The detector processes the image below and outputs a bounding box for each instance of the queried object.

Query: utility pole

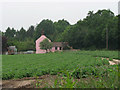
[106,26,108,49]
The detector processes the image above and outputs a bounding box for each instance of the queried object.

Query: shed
[7,46,17,55]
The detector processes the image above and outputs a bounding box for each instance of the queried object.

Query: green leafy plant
[40,38,52,53]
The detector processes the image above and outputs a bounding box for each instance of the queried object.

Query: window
[55,47,57,50]
[60,47,62,50]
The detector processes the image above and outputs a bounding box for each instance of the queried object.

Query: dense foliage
[2,9,118,51]
[40,39,53,52]
[61,10,118,50]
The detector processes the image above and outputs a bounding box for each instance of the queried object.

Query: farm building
[36,35,68,54]
[7,46,17,55]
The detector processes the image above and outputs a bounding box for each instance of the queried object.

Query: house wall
[36,35,56,53]
[57,47,60,50]
[51,47,62,52]
[36,35,50,54]
[51,47,55,52]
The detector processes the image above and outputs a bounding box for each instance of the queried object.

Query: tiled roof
[8,46,17,50]
[52,42,68,47]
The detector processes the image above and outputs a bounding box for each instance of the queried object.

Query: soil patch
[101,57,120,65]
[2,75,57,88]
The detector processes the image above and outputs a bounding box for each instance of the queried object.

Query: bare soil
[2,75,57,88]
[101,57,120,65]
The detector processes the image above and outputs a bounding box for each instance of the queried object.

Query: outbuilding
[7,46,17,55]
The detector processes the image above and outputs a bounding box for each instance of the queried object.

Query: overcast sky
[0,0,119,32]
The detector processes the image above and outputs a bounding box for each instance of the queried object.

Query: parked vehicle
[26,50,34,54]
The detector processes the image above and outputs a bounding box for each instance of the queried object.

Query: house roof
[8,46,17,50]
[53,42,68,47]
[36,35,68,47]
[36,35,51,43]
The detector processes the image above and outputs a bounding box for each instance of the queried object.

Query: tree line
[1,9,119,53]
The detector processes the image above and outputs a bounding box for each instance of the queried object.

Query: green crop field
[2,50,119,88]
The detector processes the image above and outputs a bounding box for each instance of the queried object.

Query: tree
[5,27,16,39]
[1,9,118,50]
[34,19,55,41]
[54,19,70,41]
[40,39,52,53]
[54,19,70,33]
[26,25,35,38]
[16,27,26,41]
[61,9,117,50]
[2,36,8,54]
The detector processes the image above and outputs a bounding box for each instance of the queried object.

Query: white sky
[0,0,119,32]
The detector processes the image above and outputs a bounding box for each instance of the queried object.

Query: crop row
[2,51,111,80]
[67,50,118,59]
